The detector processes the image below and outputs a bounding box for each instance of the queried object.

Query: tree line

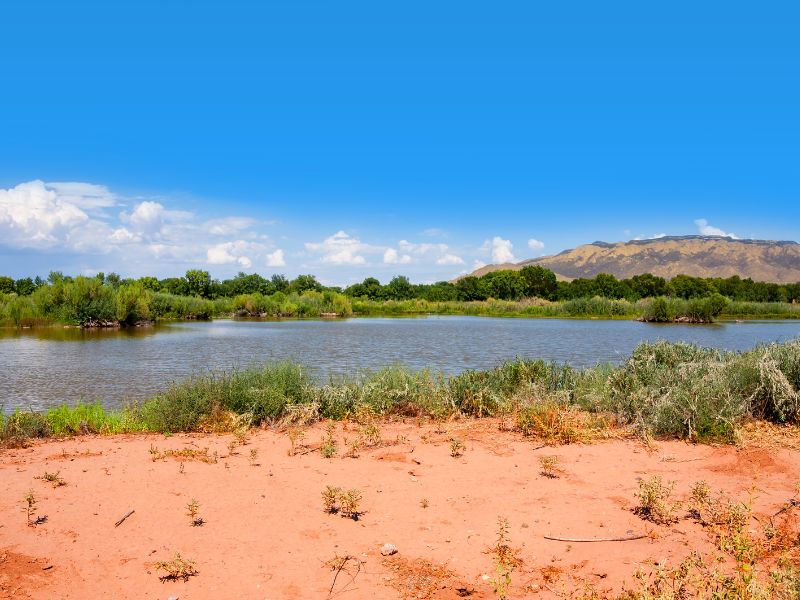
[1,266,799,304]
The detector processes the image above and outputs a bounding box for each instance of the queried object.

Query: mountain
[468,236,800,283]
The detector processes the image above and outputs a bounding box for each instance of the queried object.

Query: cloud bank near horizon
[0,179,759,284]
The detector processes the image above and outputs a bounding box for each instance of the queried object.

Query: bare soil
[1,419,798,599]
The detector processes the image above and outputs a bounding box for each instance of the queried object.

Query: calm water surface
[1,316,799,411]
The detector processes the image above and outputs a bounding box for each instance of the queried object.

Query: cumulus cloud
[694,219,738,239]
[125,201,165,235]
[436,253,464,265]
[206,240,259,268]
[527,238,545,251]
[304,231,374,265]
[0,180,283,275]
[265,249,286,267]
[383,248,412,264]
[483,236,516,263]
[0,180,92,248]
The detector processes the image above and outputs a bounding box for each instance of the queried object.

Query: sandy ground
[1,419,799,599]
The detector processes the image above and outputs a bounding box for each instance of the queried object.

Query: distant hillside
[469,236,800,283]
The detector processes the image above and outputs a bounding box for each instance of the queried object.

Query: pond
[1,316,799,411]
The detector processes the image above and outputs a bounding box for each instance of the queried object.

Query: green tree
[519,266,557,299]
[14,277,36,296]
[137,276,161,291]
[386,276,414,300]
[184,270,211,297]
[456,276,488,301]
[0,276,14,294]
[627,273,667,299]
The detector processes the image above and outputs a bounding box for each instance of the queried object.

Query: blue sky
[1,1,798,284]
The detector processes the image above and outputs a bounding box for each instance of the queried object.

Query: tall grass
[3,339,799,445]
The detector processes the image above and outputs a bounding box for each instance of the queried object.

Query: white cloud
[694,219,738,239]
[0,180,91,248]
[204,217,256,236]
[632,232,667,240]
[108,227,141,244]
[265,249,286,267]
[46,181,117,212]
[527,238,545,251]
[304,231,374,265]
[472,260,487,271]
[484,236,516,263]
[383,248,412,264]
[121,201,163,235]
[0,180,287,276]
[436,253,464,265]
[206,240,255,268]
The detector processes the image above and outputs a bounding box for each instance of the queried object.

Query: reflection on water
[1,316,799,411]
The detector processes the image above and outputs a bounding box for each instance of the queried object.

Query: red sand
[1,420,798,599]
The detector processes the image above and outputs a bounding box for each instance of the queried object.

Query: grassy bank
[354,295,800,321]
[0,277,354,326]
[3,338,799,447]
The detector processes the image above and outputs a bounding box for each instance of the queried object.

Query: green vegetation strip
[2,339,799,446]
[2,268,800,327]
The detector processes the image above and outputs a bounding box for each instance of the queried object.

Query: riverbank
[3,338,799,447]
[2,421,799,599]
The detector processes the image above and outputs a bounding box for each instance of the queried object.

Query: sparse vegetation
[186,499,204,526]
[320,422,338,458]
[37,470,66,488]
[538,455,561,478]
[633,476,680,525]
[249,448,259,465]
[22,490,37,526]
[153,552,198,582]
[321,486,363,520]
[322,485,342,514]
[489,517,521,599]
[449,437,465,457]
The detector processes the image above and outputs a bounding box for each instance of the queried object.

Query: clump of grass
[538,455,561,479]
[322,485,342,514]
[249,448,259,465]
[449,437,465,458]
[320,422,338,458]
[153,552,198,582]
[634,476,680,525]
[186,498,204,526]
[420,498,429,509]
[340,489,363,520]
[37,470,66,488]
[321,486,363,520]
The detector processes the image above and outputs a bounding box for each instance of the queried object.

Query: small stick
[114,509,135,528]
[544,533,646,542]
